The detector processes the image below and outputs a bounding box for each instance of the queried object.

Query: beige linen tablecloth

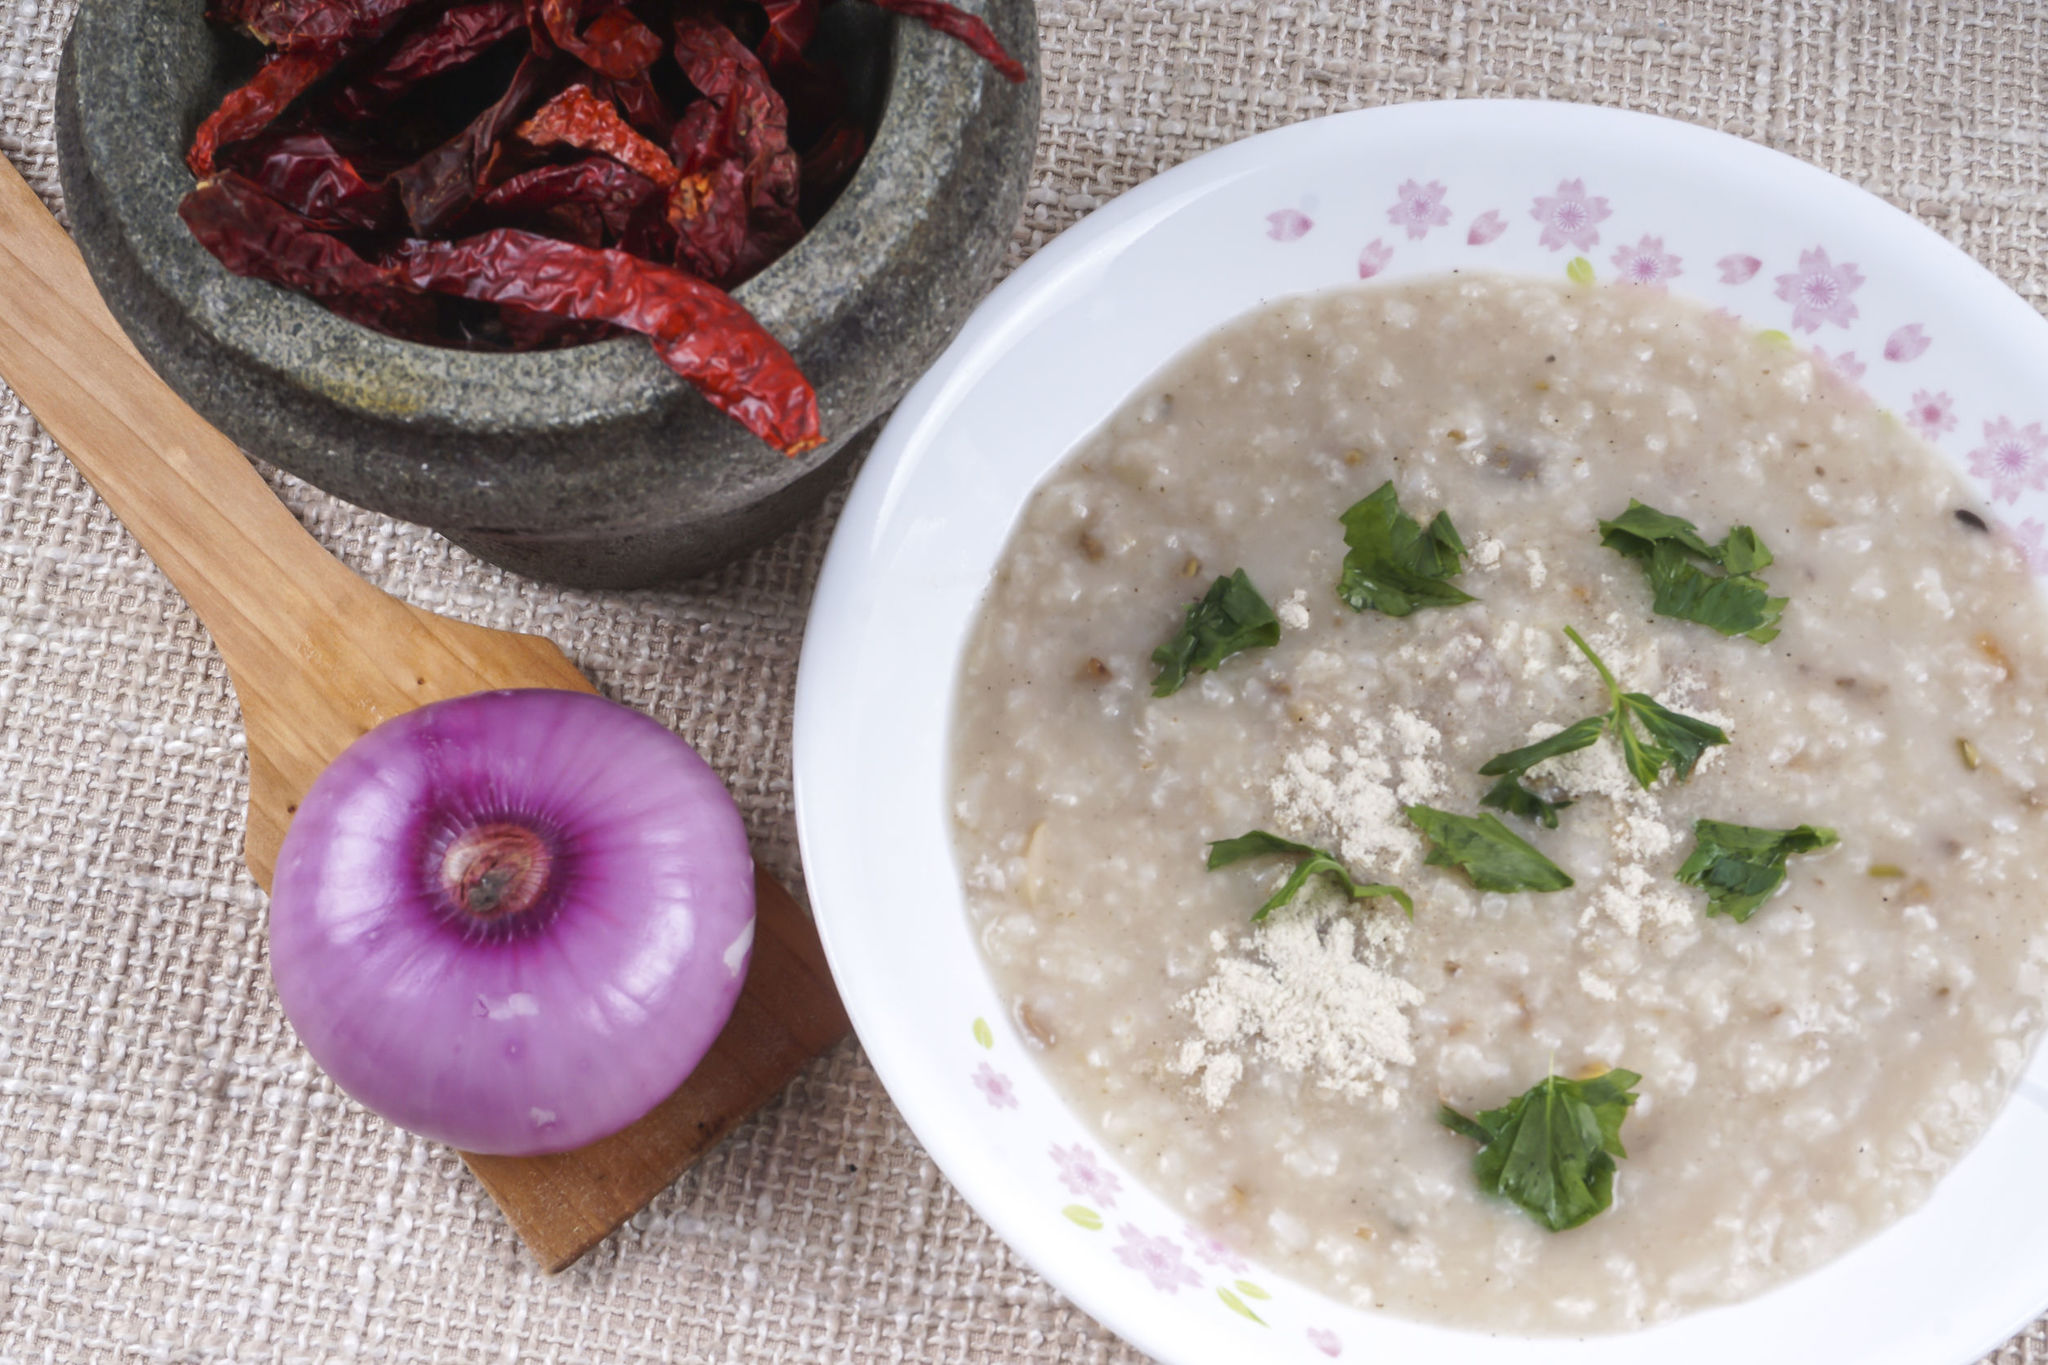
[3,2,2047,1359]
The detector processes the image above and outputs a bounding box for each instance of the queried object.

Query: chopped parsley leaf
[1599,500,1787,643]
[1440,1068,1642,1231]
[1565,627,1729,789]
[1477,715,1603,828]
[1206,830,1412,921]
[1403,806,1573,893]
[1151,568,1281,696]
[1676,819,1839,922]
[1335,481,1476,617]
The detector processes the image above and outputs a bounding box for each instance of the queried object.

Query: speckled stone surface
[54,0,1038,587]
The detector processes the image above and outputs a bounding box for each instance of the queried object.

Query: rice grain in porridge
[947,274,2048,1331]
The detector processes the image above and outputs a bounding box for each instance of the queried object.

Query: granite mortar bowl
[55,0,1039,588]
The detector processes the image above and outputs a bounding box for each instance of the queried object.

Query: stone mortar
[56,0,1039,588]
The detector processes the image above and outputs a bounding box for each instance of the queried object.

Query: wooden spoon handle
[0,157,372,673]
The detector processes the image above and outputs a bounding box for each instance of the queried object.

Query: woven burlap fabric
[3,2,2047,1360]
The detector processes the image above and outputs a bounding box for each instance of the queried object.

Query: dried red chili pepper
[594,74,679,144]
[477,157,661,242]
[671,17,803,280]
[671,17,791,171]
[755,0,818,69]
[864,0,1026,83]
[329,0,527,121]
[390,49,553,234]
[500,303,619,349]
[228,130,398,232]
[662,93,748,280]
[518,84,681,189]
[187,51,335,178]
[613,170,682,261]
[666,159,752,283]
[576,9,664,77]
[528,0,663,80]
[233,0,430,55]
[178,172,436,338]
[390,229,822,453]
[666,87,724,170]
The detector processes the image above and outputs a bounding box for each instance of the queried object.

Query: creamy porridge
[948,274,2048,1331]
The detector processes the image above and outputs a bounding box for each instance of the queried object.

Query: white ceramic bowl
[793,100,2048,1364]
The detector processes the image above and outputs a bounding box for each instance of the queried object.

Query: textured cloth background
[2,2,2047,1360]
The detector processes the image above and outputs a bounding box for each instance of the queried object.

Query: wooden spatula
[0,156,851,1272]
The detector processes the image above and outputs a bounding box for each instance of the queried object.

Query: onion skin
[268,689,755,1155]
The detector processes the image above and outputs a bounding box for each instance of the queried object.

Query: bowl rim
[795,97,2048,1364]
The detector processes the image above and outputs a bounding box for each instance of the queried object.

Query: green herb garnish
[1439,1068,1642,1232]
[1206,830,1413,921]
[1403,806,1573,893]
[1475,630,1728,818]
[1479,776,1575,829]
[1676,819,1839,922]
[1598,500,1787,643]
[1570,626,1728,789]
[1598,501,1726,561]
[1150,569,1281,696]
[1476,715,1604,828]
[1335,481,1475,617]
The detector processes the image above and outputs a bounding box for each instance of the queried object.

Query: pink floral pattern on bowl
[1115,1225,1205,1294]
[971,1061,1018,1109]
[1717,253,1762,284]
[1245,189,2010,531]
[1968,418,2048,504]
[1267,209,1314,242]
[1886,323,1932,361]
[1612,234,1681,287]
[1909,390,1957,439]
[1530,178,1611,251]
[1813,348,1865,381]
[1774,246,1865,331]
[1052,1142,1124,1207]
[1185,1226,1250,1273]
[1387,179,1451,239]
[969,1018,1325,1344]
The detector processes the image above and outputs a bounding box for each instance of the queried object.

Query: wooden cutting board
[0,154,851,1272]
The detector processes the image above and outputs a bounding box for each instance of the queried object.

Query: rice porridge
[947,274,2048,1331]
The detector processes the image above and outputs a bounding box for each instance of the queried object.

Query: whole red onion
[268,689,754,1155]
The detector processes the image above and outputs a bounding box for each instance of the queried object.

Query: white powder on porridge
[1268,708,1443,873]
[1173,883,1422,1109]
[1277,588,1312,631]
[1172,708,1444,1108]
